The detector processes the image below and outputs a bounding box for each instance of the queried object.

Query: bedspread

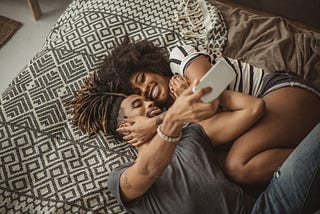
[0,0,227,213]
[1,0,320,213]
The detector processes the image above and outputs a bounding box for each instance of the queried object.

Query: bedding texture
[0,0,227,213]
[212,0,320,89]
[1,0,320,213]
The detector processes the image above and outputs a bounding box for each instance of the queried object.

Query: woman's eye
[140,73,145,83]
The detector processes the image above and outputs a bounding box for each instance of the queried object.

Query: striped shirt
[169,45,267,97]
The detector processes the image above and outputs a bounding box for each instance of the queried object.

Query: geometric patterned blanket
[0,0,227,212]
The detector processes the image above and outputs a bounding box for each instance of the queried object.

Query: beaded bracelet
[157,125,181,143]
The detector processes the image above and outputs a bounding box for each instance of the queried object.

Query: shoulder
[169,45,212,76]
[108,162,134,194]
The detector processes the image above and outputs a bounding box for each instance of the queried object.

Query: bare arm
[118,86,219,202]
[185,55,212,82]
[119,118,182,201]
[184,54,266,143]
[200,90,266,144]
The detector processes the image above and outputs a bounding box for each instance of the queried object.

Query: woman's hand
[169,75,190,99]
[116,116,158,147]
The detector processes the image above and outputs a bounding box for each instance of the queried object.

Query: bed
[1,0,319,213]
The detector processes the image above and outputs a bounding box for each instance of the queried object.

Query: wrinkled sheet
[209,0,320,89]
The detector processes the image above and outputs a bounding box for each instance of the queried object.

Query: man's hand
[166,83,220,124]
[117,116,158,147]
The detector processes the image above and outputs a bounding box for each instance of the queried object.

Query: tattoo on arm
[120,170,132,190]
[156,116,163,126]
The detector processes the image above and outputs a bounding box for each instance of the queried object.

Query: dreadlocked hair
[97,37,173,87]
[66,71,128,137]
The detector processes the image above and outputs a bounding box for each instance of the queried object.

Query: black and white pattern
[0,0,227,213]
[169,45,267,97]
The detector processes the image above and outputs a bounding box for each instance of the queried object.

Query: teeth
[152,86,157,98]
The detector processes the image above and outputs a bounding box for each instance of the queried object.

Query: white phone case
[192,58,236,103]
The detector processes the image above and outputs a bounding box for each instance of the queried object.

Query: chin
[156,100,168,109]
[156,94,168,106]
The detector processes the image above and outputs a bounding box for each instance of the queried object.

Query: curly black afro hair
[97,37,173,91]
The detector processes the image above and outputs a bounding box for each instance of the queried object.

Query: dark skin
[120,56,320,187]
[117,85,265,202]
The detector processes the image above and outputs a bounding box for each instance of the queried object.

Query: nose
[144,100,154,109]
[141,84,150,98]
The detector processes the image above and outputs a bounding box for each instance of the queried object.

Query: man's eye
[133,103,142,108]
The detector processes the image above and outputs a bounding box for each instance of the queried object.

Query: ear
[117,122,131,136]
[119,123,127,129]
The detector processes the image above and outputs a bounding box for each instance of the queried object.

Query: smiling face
[120,94,163,120]
[129,71,171,109]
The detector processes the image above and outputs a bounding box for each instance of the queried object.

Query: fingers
[116,126,133,133]
[169,91,176,100]
[131,141,145,147]
[116,119,135,133]
[124,135,145,147]
[192,86,212,100]
[170,76,189,88]
[122,134,133,141]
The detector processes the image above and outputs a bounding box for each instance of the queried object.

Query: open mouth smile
[149,84,159,101]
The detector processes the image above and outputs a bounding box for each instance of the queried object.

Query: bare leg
[224,87,320,185]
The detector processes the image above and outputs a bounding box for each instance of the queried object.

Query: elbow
[252,99,266,120]
[138,159,171,178]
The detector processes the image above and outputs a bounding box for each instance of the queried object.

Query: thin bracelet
[157,125,181,143]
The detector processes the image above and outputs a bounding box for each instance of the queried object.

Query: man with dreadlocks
[66,74,320,213]
[65,61,133,137]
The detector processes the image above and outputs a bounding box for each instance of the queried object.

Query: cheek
[128,109,145,117]
[159,79,169,95]
[160,85,169,98]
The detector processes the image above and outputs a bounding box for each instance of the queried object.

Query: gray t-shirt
[108,123,254,214]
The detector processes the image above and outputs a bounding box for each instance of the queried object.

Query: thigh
[251,123,320,214]
[228,86,320,161]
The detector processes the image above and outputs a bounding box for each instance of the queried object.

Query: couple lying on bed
[67,39,320,213]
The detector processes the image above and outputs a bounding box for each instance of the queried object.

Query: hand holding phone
[192,58,236,103]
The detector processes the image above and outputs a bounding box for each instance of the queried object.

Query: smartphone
[192,58,236,103]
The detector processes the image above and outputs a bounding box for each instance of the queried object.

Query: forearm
[220,90,266,116]
[136,112,183,177]
[120,115,184,201]
[201,90,266,144]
